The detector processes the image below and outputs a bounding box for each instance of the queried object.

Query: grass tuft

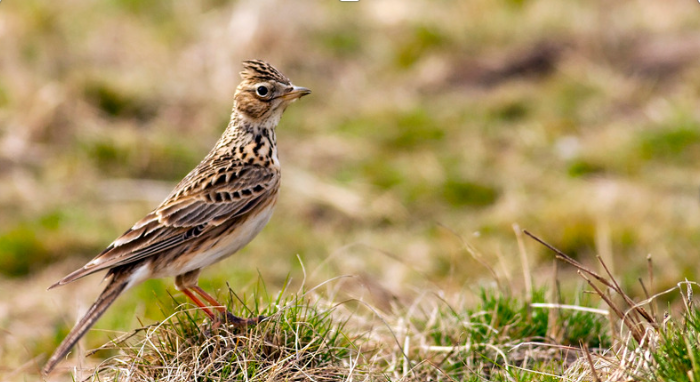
[52,234,700,382]
[90,282,370,381]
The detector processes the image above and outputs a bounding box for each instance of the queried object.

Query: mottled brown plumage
[44,60,310,375]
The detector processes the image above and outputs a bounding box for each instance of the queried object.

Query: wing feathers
[49,164,278,289]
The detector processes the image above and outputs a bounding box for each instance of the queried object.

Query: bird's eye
[256,85,269,97]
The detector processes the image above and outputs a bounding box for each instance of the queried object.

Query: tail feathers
[43,274,128,375]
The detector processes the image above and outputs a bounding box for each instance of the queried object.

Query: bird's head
[233,60,311,121]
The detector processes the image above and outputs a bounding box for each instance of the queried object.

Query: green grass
[63,274,617,381]
[92,281,366,381]
[638,124,700,163]
[3,0,700,380]
[68,275,700,382]
[651,308,700,381]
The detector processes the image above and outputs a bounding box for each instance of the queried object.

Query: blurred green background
[2,0,700,378]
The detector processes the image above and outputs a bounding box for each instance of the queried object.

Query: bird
[43,60,311,375]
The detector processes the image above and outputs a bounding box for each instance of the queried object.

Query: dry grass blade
[581,341,602,382]
[513,223,532,303]
[523,230,658,343]
[596,255,655,325]
[577,270,645,343]
[84,324,161,357]
[523,231,612,287]
[647,254,657,319]
[547,259,561,342]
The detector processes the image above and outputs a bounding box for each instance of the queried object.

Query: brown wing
[49,164,279,289]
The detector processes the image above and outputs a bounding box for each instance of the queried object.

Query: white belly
[157,202,276,278]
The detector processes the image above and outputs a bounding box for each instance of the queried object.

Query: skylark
[43,60,311,374]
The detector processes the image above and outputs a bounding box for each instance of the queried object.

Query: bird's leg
[176,270,218,320]
[181,288,216,320]
[191,285,227,312]
[191,285,264,326]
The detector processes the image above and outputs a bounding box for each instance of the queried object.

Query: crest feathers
[240,60,290,84]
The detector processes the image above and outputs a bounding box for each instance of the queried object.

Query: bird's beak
[281,85,311,101]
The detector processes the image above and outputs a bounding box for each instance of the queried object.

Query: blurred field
[2,0,700,379]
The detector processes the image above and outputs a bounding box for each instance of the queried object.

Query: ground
[1,0,700,380]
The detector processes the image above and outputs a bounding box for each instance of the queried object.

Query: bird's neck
[213,112,279,165]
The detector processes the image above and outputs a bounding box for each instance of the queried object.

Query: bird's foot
[221,311,266,327]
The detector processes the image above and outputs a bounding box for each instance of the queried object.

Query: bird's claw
[220,311,266,327]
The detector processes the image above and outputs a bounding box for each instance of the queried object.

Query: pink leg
[191,286,263,326]
[192,286,227,313]
[181,288,216,319]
